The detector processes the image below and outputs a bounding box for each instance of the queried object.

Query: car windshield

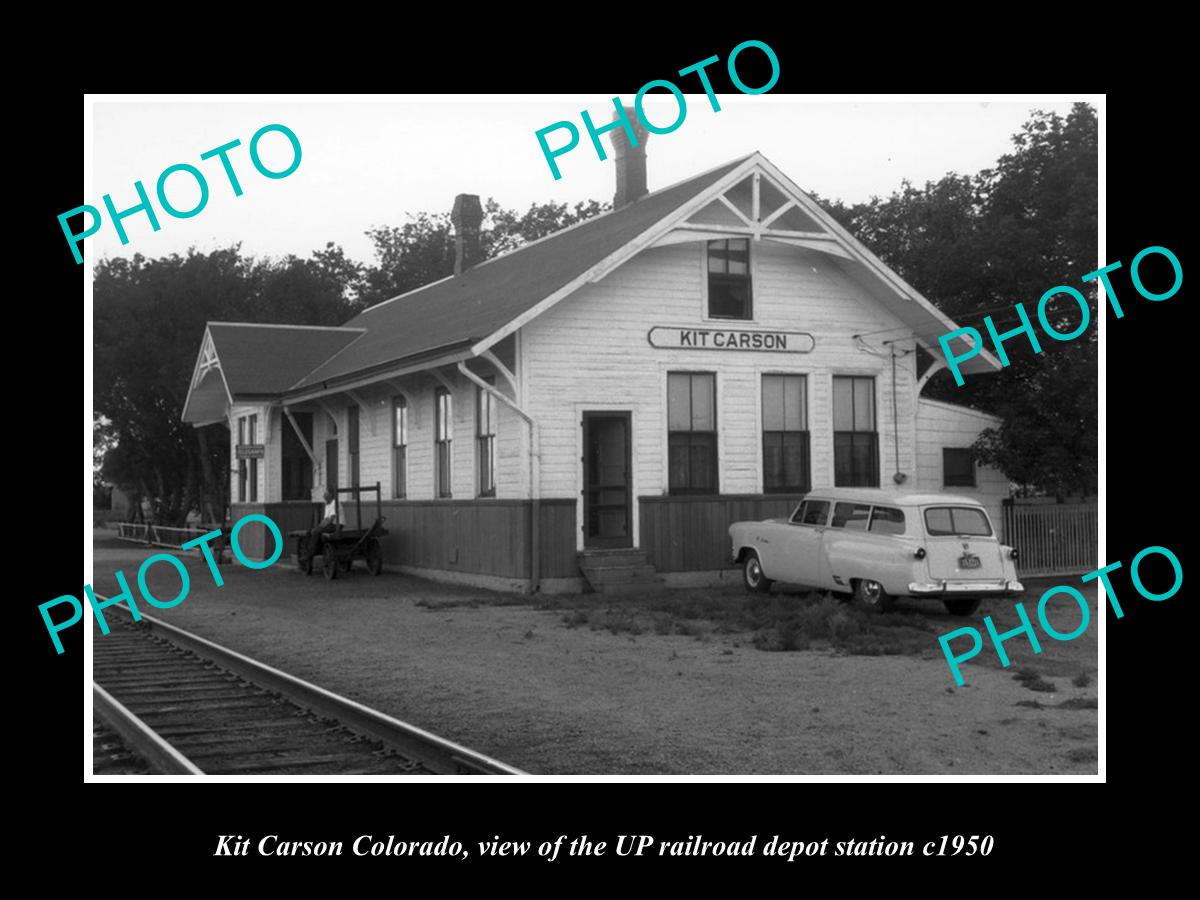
[924,506,992,536]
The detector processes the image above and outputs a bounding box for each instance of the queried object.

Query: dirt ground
[89,530,1098,775]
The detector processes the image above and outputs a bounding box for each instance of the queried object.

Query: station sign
[647,326,815,352]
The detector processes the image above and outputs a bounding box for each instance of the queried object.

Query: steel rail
[95,598,526,776]
[93,681,205,775]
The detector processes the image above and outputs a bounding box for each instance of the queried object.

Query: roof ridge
[467,153,760,273]
[351,153,761,319]
[209,321,366,332]
[353,273,456,318]
[286,153,762,394]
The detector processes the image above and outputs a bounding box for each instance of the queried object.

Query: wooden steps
[578,549,662,595]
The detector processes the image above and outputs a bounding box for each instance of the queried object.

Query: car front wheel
[743,552,773,594]
[854,578,895,613]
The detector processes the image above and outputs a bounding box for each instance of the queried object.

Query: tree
[358,198,610,307]
[93,244,362,524]
[484,198,610,256]
[815,103,1098,498]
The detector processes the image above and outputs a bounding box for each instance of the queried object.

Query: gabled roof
[209,323,364,395]
[288,155,754,392]
[183,150,1001,421]
[181,323,363,424]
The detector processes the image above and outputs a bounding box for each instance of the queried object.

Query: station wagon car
[728,488,1023,615]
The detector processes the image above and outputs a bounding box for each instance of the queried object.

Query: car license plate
[959,553,981,569]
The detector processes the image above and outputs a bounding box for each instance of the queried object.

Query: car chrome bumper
[908,580,1024,596]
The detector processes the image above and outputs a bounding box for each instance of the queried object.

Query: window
[707,239,752,319]
[943,448,976,487]
[762,374,809,493]
[831,502,871,530]
[668,372,717,494]
[435,387,452,498]
[236,416,247,502]
[833,376,879,487]
[347,405,360,488]
[476,380,497,497]
[247,414,258,502]
[392,396,407,499]
[869,506,906,535]
[789,498,830,526]
[924,506,992,537]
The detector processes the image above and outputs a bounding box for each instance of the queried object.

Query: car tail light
[914,548,926,559]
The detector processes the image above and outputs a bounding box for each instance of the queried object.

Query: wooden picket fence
[1001,501,1097,577]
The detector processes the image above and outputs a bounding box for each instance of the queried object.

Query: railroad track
[91,600,525,776]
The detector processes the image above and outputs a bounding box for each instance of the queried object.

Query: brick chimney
[451,193,483,275]
[607,107,650,208]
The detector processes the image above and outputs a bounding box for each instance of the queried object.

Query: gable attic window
[707,238,752,320]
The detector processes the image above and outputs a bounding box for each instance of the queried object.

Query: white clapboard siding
[521,240,923,529]
[296,363,527,503]
[915,398,1008,529]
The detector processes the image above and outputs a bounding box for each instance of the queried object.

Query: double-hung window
[707,239,752,319]
[476,380,497,498]
[392,397,407,499]
[435,387,453,498]
[247,414,258,502]
[762,374,810,493]
[833,376,879,487]
[668,372,717,494]
[237,416,247,502]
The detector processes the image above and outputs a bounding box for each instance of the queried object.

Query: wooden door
[583,413,632,549]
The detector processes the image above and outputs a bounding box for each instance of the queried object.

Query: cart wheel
[296,537,312,575]
[323,547,338,581]
[366,538,383,575]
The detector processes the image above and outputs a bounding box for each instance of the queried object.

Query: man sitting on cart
[302,488,339,565]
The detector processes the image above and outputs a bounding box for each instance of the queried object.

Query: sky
[88,97,1082,268]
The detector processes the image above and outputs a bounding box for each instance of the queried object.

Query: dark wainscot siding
[231,502,321,560]
[639,494,805,573]
[373,498,577,580]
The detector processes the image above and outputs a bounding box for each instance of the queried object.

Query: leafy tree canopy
[815,102,1098,497]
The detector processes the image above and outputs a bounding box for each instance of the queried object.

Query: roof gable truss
[181,326,235,425]
[411,151,993,378]
[653,167,850,259]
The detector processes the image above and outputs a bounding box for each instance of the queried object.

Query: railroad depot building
[182,140,1007,592]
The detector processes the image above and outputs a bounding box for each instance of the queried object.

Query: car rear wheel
[743,552,773,594]
[854,578,894,613]
[944,597,982,616]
